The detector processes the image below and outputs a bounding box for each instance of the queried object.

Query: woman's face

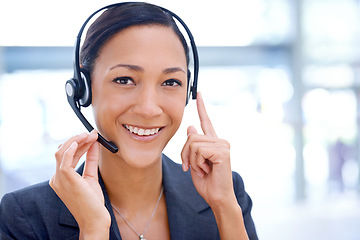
[91,25,188,167]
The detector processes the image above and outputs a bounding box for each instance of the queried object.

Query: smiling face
[91,25,188,167]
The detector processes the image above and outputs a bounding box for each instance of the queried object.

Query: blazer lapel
[58,204,78,228]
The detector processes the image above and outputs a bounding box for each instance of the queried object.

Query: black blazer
[0,154,258,239]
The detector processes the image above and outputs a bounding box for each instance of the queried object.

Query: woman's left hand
[182,93,249,239]
[181,92,236,207]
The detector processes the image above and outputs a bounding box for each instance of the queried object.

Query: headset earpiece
[65,78,79,99]
[65,68,91,107]
[78,68,92,107]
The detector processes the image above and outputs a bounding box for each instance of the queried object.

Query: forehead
[96,25,187,68]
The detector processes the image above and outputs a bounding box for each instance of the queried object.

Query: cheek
[91,87,128,127]
[163,94,186,126]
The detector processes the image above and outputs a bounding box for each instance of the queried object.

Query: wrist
[79,223,110,240]
[80,230,109,240]
[211,197,242,220]
[208,192,240,213]
[210,198,249,240]
[79,214,111,240]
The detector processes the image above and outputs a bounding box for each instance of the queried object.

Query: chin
[118,146,164,169]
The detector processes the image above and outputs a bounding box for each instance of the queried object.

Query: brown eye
[113,77,135,85]
[162,79,182,87]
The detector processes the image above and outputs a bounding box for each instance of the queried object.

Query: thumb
[187,125,198,136]
[82,141,100,179]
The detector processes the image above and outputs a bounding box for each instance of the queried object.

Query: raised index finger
[196,92,217,137]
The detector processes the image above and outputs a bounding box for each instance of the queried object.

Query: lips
[123,124,162,136]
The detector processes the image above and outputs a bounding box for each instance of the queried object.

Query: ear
[78,68,92,107]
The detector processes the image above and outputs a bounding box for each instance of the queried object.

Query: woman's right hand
[49,130,111,239]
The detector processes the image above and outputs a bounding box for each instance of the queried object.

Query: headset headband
[74,2,199,100]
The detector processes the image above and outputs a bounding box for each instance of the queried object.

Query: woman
[0,2,258,239]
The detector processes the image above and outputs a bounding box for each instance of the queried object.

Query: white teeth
[138,128,145,136]
[124,125,160,136]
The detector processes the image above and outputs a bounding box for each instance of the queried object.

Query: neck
[99,148,163,213]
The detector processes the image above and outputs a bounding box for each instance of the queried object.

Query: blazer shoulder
[0,181,65,239]
[1,180,59,208]
[231,171,258,240]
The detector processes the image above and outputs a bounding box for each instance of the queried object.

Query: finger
[190,166,206,179]
[60,141,78,169]
[187,125,198,136]
[59,133,88,152]
[55,131,98,169]
[190,158,206,179]
[182,126,198,172]
[55,133,88,168]
[71,130,98,167]
[187,138,230,175]
[191,143,211,175]
[182,126,223,172]
[187,140,210,179]
[52,142,80,193]
[196,92,217,137]
[83,141,100,180]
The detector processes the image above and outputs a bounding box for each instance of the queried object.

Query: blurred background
[0,0,360,239]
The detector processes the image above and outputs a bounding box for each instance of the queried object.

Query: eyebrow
[110,64,186,74]
[110,64,144,72]
[163,67,186,74]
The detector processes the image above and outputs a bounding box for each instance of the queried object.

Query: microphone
[65,80,119,153]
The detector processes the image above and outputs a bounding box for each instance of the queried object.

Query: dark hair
[80,2,190,74]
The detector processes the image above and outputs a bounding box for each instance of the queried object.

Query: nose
[132,86,163,119]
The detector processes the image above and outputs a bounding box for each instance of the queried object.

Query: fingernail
[91,130,98,138]
[182,163,188,172]
[182,163,186,171]
[70,141,77,148]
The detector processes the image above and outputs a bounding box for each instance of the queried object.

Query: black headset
[65,2,199,153]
